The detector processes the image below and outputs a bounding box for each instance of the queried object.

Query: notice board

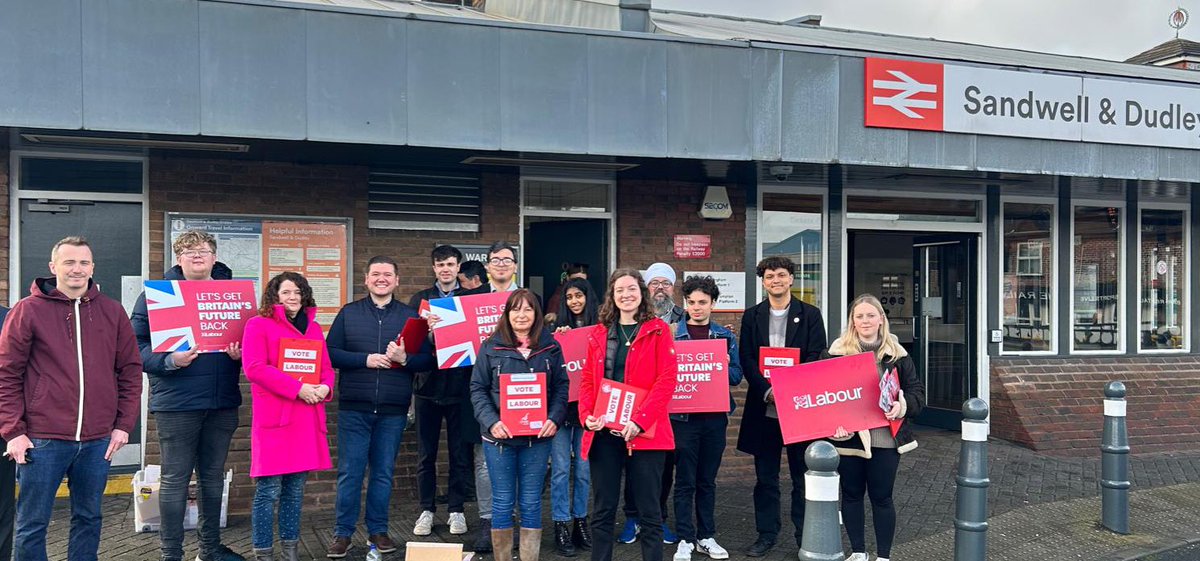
[167,213,352,331]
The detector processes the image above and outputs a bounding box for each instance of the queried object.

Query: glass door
[912,234,978,429]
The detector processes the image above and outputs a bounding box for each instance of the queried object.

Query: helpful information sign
[669,339,730,414]
[421,291,510,369]
[865,57,1200,150]
[769,353,888,445]
[145,280,257,353]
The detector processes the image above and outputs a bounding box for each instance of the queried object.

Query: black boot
[554,522,576,557]
[474,518,494,553]
[572,517,592,551]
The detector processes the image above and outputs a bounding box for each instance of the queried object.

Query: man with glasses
[645,262,685,327]
[484,242,519,293]
[131,230,245,561]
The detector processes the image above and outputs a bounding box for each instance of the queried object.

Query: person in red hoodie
[0,236,143,561]
[578,268,677,561]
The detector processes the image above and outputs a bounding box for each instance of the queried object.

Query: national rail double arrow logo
[864,58,945,131]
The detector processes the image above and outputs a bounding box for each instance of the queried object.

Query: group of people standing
[0,231,925,561]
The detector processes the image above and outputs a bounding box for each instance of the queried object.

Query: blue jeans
[155,408,238,561]
[334,409,407,537]
[549,425,590,522]
[14,437,111,561]
[482,440,551,530]
[252,473,307,549]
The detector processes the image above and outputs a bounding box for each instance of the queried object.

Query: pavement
[42,426,1200,560]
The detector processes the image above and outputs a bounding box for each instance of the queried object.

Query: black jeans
[0,439,13,561]
[156,408,239,561]
[621,452,673,522]
[839,448,900,558]
[671,414,727,542]
[752,439,811,547]
[415,397,471,513]
[590,432,665,561]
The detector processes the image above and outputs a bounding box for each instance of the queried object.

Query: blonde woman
[825,294,925,561]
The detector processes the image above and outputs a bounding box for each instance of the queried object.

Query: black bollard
[954,398,989,561]
[797,441,844,561]
[1100,381,1130,534]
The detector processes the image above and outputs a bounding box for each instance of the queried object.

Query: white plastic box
[132,465,231,533]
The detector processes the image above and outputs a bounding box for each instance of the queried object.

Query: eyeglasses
[488,257,516,266]
[180,250,214,258]
[647,280,672,288]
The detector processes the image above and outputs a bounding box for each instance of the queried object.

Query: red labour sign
[554,325,598,402]
[769,352,888,445]
[669,339,730,414]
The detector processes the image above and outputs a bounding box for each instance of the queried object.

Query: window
[20,157,143,194]
[1002,202,1053,352]
[760,193,823,309]
[1072,206,1122,352]
[368,169,481,232]
[1139,209,1186,351]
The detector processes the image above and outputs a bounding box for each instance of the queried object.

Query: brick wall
[614,178,754,477]
[145,155,520,514]
[990,355,1200,455]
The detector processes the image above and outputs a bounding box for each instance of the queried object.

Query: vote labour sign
[668,339,730,414]
[144,280,257,353]
[277,338,323,385]
[594,380,655,438]
[759,347,801,383]
[500,372,547,437]
[421,291,510,369]
[554,326,598,402]
[769,352,888,445]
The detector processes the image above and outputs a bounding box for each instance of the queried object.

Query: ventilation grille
[368,169,481,232]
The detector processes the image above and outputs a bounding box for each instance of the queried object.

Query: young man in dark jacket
[130,230,245,561]
[408,246,485,542]
[325,256,434,558]
[0,237,143,561]
[736,256,828,558]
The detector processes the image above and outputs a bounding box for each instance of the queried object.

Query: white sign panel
[683,271,746,313]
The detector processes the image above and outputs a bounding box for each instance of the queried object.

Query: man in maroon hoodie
[0,236,143,561]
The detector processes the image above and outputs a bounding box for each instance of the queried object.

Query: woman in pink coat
[242,272,335,561]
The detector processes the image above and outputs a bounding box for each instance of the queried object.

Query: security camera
[769,164,793,181]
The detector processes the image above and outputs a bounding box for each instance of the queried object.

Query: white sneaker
[414,510,435,536]
[846,553,869,561]
[673,541,694,561]
[449,512,468,535]
[695,538,729,560]
[876,557,890,561]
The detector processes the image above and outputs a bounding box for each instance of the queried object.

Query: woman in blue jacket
[471,289,570,561]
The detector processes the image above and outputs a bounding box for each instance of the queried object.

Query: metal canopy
[0,0,1197,182]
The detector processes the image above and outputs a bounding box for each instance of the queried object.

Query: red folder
[393,318,430,368]
[759,347,801,384]
[592,379,655,438]
[500,373,548,437]
[278,338,322,384]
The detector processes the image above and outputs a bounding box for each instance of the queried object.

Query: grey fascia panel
[906,130,976,170]
[0,0,83,129]
[1037,140,1102,177]
[499,28,589,154]
[305,11,407,145]
[83,0,200,134]
[1157,148,1200,183]
[975,136,1046,174]
[665,42,753,159]
[199,2,307,139]
[587,35,668,157]
[750,48,783,160]
[835,57,907,166]
[407,20,501,150]
[781,51,839,163]
[1099,144,1160,180]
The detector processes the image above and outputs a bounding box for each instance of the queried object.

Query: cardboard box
[132,466,231,533]
[405,542,472,561]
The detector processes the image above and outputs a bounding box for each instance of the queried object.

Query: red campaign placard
[770,353,888,445]
[145,280,257,353]
[759,347,801,384]
[593,379,655,438]
[500,373,547,437]
[673,235,712,259]
[278,338,323,385]
[421,291,511,369]
[554,326,598,402]
[669,339,730,414]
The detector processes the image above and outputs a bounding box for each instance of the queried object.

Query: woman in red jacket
[579,268,677,561]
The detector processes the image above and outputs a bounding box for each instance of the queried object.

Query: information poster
[168,215,350,332]
[682,271,746,312]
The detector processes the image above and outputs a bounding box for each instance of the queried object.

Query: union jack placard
[422,291,510,369]
[145,280,258,353]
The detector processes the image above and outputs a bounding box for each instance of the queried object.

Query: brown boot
[519,528,542,561]
[491,528,514,559]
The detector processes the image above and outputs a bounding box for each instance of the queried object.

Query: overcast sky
[651,0,1195,62]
